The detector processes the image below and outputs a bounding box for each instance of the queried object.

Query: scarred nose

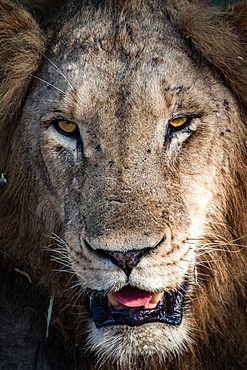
[104,249,144,268]
[99,249,149,277]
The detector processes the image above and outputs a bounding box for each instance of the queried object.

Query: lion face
[16,4,243,365]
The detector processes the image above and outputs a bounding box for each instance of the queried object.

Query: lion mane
[0,0,247,369]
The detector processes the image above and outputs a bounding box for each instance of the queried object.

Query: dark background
[211,0,239,5]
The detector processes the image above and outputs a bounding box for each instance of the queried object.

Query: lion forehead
[43,9,204,102]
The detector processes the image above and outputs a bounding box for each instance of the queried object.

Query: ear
[167,0,247,111]
[0,0,45,125]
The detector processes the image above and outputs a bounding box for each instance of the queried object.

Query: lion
[0,0,247,369]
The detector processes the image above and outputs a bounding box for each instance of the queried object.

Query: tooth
[108,293,120,307]
[150,292,162,304]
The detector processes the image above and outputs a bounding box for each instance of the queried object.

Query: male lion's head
[1,0,247,369]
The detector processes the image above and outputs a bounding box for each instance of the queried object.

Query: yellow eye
[169,117,188,128]
[56,120,78,135]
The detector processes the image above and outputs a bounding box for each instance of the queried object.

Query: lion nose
[102,249,147,276]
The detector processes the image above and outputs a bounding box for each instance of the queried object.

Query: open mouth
[89,284,186,328]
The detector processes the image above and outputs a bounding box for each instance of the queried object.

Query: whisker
[51,258,70,268]
[195,261,218,272]
[174,263,199,294]
[31,75,66,95]
[197,248,244,257]
[42,53,74,90]
[52,268,75,275]
[203,233,246,243]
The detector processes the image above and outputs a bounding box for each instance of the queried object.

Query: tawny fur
[0,1,247,369]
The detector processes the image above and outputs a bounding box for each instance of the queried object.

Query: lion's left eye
[54,120,79,137]
[168,116,190,131]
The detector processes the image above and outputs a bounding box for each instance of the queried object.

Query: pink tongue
[113,286,153,307]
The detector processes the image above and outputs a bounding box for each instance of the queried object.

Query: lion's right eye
[168,116,190,131]
[53,120,79,137]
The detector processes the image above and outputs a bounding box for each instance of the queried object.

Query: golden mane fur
[0,0,247,369]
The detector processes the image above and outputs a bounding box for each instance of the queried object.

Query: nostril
[100,249,148,276]
[84,234,167,276]
[107,250,143,268]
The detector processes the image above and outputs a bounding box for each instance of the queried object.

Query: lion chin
[0,0,247,369]
[87,321,191,367]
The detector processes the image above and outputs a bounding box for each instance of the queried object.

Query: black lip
[89,286,185,328]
